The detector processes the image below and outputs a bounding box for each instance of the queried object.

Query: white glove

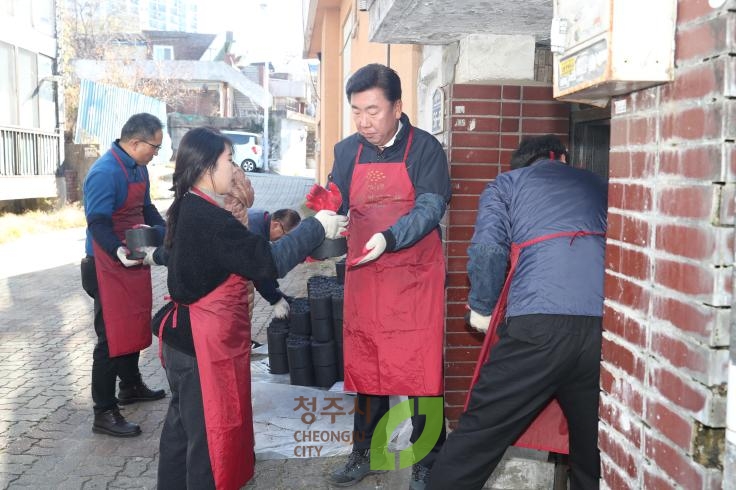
[140,246,159,266]
[468,309,492,333]
[314,210,348,239]
[273,298,290,319]
[355,233,387,265]
[116,246,142,267]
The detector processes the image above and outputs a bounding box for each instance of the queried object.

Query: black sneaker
[409,463,431,490]
[117,380,166,405]
[327,448,383,487]
[92,408,141,437]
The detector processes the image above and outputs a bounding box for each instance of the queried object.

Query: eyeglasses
[140,140,162,152]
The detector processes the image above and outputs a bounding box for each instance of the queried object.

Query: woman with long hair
[154,127,346,490]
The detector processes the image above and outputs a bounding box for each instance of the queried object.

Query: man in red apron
[81,113,167,437]
[428,135,608,490]
[325,64,451,490]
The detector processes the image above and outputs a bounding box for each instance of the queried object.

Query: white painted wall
[455,34,536,84]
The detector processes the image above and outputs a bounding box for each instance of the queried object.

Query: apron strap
[158,296,179,367]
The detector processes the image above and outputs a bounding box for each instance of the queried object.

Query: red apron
[91,149,152,357]
[159,187,254,490]
[343,129,446,396]
[465,230,605,454]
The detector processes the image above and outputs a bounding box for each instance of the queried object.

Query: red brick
[619,215,650,247]
[446,271,470,287]
[610,117,627,147]
[659,145,722,180]
[601,338,646,381]
[521,85,554,100]
[655,223,719,261]
[444,390,471,407]
[500,134,520,150]
[652,295,719,341]
[452,132,500,148]
[450,148,500,164]
[452,84,502,99]
[501,102,521,117]
[653,258,715,296]
[603,305,647,347]
[628,116,657,145]
[446,302,468,318]
[446,287,468,303]
[675,16,731,63]
[661,59,723,102]
[661,104,724,141]
[718,183,735,225]
[444,376,474,392]
[452,116,500,132]
[445,346,480,362]
[452,101,502,117]
[608,183,653,212]
[599,394,643,448]
[644,433,704,489]
[645,397,694,451]
[598,429,639,479]
[447,226,474,241]
[604,274,651,312]
[648,365,707,413]
[449,209,478,227]
[447,256,468,273]
[446,242,470,257]
[501,85,521,99]
[609,151,656,179]
[521,102,569,118]
[650,330,726,384]
[520,117,568,134]
[445,332,483,349]
[601,459,636,490]
[677,0,716,23]
[642,469,676,490]
[445,407,464,425]
[450,163,501,180]
[656,185,714,220]
[600,365,644,416]
[500,118,519,132]
[444,361,476,377]
[605,243,650,281]
[451,179,489,195]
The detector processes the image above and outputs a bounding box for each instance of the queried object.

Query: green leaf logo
[369,397,443,470]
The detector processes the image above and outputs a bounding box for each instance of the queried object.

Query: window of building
[0,42,17,126]
[153,45,174,60]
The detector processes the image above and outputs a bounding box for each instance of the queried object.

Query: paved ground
[0,173,555,489]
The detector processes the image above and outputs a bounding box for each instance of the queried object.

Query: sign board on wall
[431,88,444,134]
[552,0,677,104]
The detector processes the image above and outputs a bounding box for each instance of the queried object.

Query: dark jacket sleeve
[384,192,446,251]
[253,278,284,304]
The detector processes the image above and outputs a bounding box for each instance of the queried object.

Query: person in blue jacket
[428,135,608,490]
[247,208,301,319]
[80,113,168,438]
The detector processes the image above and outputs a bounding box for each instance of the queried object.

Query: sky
[196,0,307,69]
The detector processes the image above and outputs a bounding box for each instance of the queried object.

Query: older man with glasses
[80,113,168,438]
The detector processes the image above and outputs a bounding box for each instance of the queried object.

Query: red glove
[306,182,343,212]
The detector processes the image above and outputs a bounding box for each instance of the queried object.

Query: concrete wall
[599,2,734,488]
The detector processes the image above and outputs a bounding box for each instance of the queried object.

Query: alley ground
[0,172,553,489]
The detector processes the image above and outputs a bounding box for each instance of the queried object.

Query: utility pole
[260,1,270,172]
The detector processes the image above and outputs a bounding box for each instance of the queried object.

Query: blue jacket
[329,113,451,251]
[468,159,607,318]
[246,208,287,305]
[83,142,165,257]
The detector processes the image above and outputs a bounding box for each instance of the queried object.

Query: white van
[222,130,263,172]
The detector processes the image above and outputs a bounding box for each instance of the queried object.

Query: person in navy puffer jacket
[429,134,608,490]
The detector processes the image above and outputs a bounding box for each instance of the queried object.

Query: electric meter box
[552,0,677,104]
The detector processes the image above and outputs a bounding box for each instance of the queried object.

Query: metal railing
[0,126,61,177]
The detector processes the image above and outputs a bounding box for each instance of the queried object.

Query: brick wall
[444,84,570,424]
[600,3,734,488]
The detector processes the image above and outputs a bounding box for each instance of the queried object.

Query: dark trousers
[428,315,602,490]
[80,257,141,414]
[353,393,447,468]
[158,342,215,490]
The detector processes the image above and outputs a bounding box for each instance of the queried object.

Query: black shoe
[92,408,141,437]
[327,448,384,487]
[117,380,166,405]
[410,463,431,490]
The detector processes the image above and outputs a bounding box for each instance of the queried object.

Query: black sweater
[155,192,324,356]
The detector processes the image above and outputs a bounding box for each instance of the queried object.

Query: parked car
[222,130,263,172]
